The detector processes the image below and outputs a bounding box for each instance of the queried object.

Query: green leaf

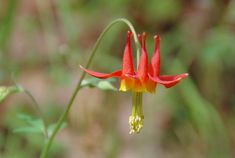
[81,78,100,88]
[13,113,45,134]
[0,85,23,102]
[14,113,67,137]
[97,81,117,91]
[13,127,43,134]
[47,122,67,137]
[81,78,117,91]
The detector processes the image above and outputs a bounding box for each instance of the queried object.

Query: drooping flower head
[80,31,188,134]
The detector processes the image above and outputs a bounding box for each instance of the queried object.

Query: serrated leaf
[81,78,117,91]
[0,85,23,102]
[47,122,67,137]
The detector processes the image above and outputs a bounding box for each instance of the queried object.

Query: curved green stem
[11,75,49,139]
[40,18,139,158]
[23,89,49,139]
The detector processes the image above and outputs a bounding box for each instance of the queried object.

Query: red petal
[80,65,122,79]
[122,31,135,75]
[149,35,160,77]
[149,73,188,88]
[137,33,148,81]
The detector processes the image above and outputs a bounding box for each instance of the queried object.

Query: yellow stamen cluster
[129,114,144,134]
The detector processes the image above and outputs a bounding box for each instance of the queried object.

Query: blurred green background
[1,0,235,158]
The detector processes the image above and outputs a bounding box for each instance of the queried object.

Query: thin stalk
[40,18,140,158]
[132,92,137,115]
[23,89,49,139]
[137,92,143,116]
[131,92,143,116]
[11,74,49,139]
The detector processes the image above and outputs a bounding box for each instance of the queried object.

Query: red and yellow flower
[80,31,188,134]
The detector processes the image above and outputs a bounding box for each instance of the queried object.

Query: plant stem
[40,18,139,158]
[11,74,49,139]
[23,89,49,139]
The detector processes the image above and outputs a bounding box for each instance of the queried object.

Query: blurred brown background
[1,0,235,158]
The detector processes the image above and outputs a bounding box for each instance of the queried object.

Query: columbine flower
[80,31,188,134]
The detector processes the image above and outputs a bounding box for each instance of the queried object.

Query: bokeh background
[1,0,235,158]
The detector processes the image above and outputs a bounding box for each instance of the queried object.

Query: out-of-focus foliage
[0,0,235,158]
[0,85,23,102]
[81,78,117,91]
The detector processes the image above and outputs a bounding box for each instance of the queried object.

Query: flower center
[129,92,144,134]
